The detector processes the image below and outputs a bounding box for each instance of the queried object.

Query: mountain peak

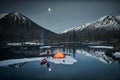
[10,11,22,16]
[0,12,58,43]
[0,12,22,19]
[9,11,24,18]
[106,14,113,17]
[99,14,115,21]
[0,11,26,21]
[94,14,120,28]
[63,14,120,34]
[2,11,27,24]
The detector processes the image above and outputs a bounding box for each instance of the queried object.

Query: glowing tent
[52,52,65,59]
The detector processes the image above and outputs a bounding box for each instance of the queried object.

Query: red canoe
[40,58,47,65]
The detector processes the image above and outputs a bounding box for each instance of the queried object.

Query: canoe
[40,58,47,65]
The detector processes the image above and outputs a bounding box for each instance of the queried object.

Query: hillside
[62,14,120,42]
[0,12,59,44]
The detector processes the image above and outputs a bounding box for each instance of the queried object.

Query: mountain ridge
[0,12,59,43]
[62,14,120,42]
[63,14,120,33]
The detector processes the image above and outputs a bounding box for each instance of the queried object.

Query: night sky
[0,0,120,33]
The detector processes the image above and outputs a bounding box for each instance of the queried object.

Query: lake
[0,44,120,80]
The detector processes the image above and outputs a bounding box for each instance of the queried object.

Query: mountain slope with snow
[63,14,120,42]
[116,15,120,21]
[0,13,8,19]
[63,23,90,33]
[83,14,120,31]
[64,14,120,33]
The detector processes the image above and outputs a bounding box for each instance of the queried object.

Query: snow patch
[0,13,8,19]
[48,56,77,64]
[0,56,77,67]
[90,46,113,49]
[116,15,120,21]
[62,22,90,33]
[0,57,44,67]
[113,52,120,58]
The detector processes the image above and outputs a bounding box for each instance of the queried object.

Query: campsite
[0,0,120,80]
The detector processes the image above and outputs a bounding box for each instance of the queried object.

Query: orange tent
[53,51,65,59]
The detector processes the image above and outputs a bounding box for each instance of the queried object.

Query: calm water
[0,45,120,80]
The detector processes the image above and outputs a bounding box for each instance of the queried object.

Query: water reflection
[0,55,77,72]
[0,44,120,80]
[0,44,120,68]
[46,62,51,71]
[82,47,120,64]
[8,62,27,69]
[59,45,120,64]
[0,57,44,67]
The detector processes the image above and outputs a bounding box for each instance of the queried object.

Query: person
[46,49,50,58]
[46,49,50,55]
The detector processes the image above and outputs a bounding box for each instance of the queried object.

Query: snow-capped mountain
[63,14,120,42]
[84,14,120,31]
[0,12,25,21]
[0,12,58,43]
[0,12,36,26]
[63,23,90,33]
[64,14,120,33]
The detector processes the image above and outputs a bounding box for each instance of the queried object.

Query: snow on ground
[89,46,113,49]
[0,56,77,67]
[39,46,51,49]
[0,57,45,67]
[48,56,77,65]
[113,52,120,58]
[7,42,42,46]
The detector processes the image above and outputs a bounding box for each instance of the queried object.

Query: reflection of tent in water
[52,51,65,59]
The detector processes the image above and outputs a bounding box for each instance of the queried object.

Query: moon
[48,8,51,12]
